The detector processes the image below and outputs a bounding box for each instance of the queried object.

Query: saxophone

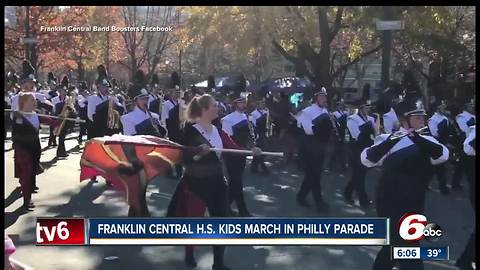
[107,96,120,129]
[53,93,75,136]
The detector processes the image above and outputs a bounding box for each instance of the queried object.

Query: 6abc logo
[398,213,443,242]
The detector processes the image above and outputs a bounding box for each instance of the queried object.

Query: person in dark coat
[167,94,262,270]
[295,87,333,212]
[12,92,59,209]
[362,99,449,270]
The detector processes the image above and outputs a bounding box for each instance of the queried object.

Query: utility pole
[380,6,393,89]
[105,6,110,72]
[177,8,182,88]
[25,6,30,62]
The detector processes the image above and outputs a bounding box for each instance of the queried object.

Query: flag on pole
[80,134,186,210]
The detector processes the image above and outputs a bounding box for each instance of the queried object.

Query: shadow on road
[5,186,22,208]
[44,181,114,217]
[5,205,30,229]
[40,156,58,170]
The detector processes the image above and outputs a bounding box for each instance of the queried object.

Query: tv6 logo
[398,213,443,242]
[36,218,85,245]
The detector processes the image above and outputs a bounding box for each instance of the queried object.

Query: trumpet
[107,96,120,129]
[389,126,430,140]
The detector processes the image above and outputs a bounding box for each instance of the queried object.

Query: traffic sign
[376,20,404,31]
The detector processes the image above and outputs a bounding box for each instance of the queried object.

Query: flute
[5,109,86,123]
[389,126,429,140]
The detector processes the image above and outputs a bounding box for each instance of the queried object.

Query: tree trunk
[77,60,85,81]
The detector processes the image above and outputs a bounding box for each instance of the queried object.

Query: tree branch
[286,6,306,22]
[271,39,298,63]
[331,43,382,79]
[329,6,344,43]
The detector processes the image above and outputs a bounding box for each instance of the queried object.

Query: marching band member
[327,98,348,172]
[5,89,13,138]
[451,98,475,190]
[345,98,376,207]
[427,99,452,194]
[212,91,228,128]
[455,125,475,270]
[76,81,89,144]
[382,89,403,134]
[248,95,269,174]
[87,65,119,139]
[167,94,261,270]
[51,83,76,158]
[295,87,332,212]
[121,84,166,137]
[362,99,449,270]
[87,65,120,185]
[383,105,400,134]
[148,74,163,116]
[48,76,70,147]
[10,61,54,144]
[162,88,183,178]
[46,72,58,99]
[221,95,256,216]
[12,92,60,209]
[11,61,53,114]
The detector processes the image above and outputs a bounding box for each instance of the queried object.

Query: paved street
[4,128,474,270]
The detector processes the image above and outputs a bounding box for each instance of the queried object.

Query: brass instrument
[158,93,163,118]
[329,112,340,140]
[107,96,120,129]
[265,108,273,138]
[178,89,186,129]
[373,112,382,135]
[246,112,257,146]
[53,93,75,136]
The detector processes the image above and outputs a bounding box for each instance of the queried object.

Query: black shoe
[239,211,253,217]
[316,201,330,213]
[33,186,39,191]
[359,199,373,208]
[296,197,312,208]
[343,191,354,205]
[440,186,451,195]
[185,253,197,267]
[57,152,69,158]
[452,185,463,191]
[23,201,35,210]
[227,208,239,217]
[455,259,474,270]
[212,264,231,270]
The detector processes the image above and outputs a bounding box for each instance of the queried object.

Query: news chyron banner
[36,217,390,245]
